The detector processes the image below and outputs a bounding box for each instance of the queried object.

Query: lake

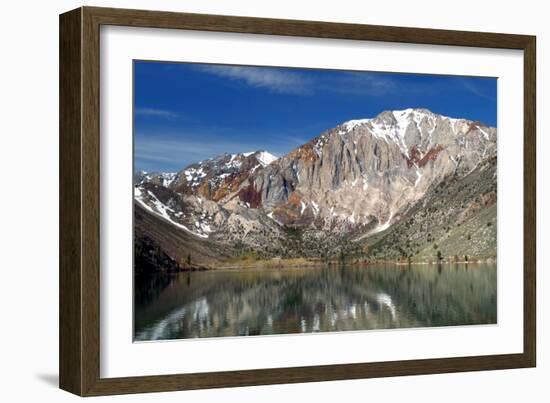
[134,263,497,341]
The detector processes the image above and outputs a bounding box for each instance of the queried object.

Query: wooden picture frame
[59,6,536,396]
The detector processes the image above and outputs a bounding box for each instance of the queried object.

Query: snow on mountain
[256,151,278,166]
[134,108,497,254]
[183,166,207,187]
[134,185,209,238]
[135,150,278,204]
[238,150,278,166]
[332,108,480,159]
[135,171,177,187]
[337,118,371,135]
[243,108,496,235]
[158,172,177,187]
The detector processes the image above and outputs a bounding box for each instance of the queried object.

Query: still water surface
[134,264,496,341]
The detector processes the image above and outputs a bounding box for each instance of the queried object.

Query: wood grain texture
[81,6,102,396]
[85,353,532,396]
[523,38,537,367]
[59,8,83,396]
[85,6,531,49]
[59,6,537,396]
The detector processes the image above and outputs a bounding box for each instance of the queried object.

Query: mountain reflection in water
[134,264,496,341]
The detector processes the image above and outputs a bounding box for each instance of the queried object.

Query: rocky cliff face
[364,155,497,262]
[135,108,497,266]
[243,108,495,233]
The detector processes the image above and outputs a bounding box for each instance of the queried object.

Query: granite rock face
[240,108,496,234]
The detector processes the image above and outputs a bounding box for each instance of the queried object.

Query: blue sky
[134,61,497,172]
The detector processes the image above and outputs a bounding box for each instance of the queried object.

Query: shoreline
[209,256,496,270]
[148,256,497,272]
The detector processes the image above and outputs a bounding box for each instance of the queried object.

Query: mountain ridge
[134,108,497,268]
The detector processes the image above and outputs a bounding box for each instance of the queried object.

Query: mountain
[364,154,497,262]
[135,171,177,187]
[134,108,497,268]
[245,108,495,231]
[169,151,277,201]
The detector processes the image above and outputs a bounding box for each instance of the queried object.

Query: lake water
[134,264,496,341]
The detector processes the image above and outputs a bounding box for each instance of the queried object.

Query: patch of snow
[311,201,319,216]
[266,211,283,226]
[313,137,327,157]
[200,222,212,233]
[159,172,177,187]
[368,121,391,143]
[134,187,207,238]
[340,119,370,134]
[477,126,490,140]
[225,157,243,169]
[300,201,306,215]
[184,167,207,184]
[392,110,414,158]
[448,117,461,134]
[427,119,436,145]
[412,111,423,131]
[415,169,422,186]
[371,211,394,234]
[257,151,278,166]
[351,110,418,158]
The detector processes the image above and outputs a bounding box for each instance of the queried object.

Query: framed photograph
[59,6,536,396]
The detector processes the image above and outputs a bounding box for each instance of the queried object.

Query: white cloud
[135,107,181,119]
[198,65,312,94]
[198,65,404,97]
